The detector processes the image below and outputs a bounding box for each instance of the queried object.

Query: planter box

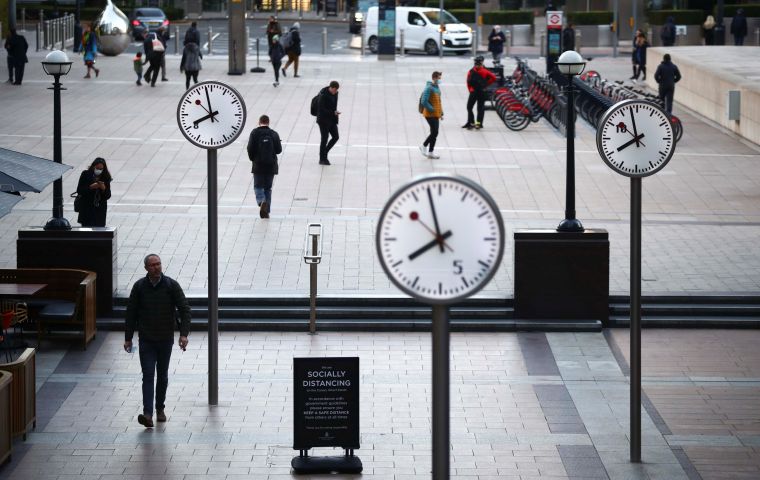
[0,371,11,466]
[574,25,613,47]
[0,348,36,440]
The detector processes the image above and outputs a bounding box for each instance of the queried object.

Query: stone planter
[509,24,533,46]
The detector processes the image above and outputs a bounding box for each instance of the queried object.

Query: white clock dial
[376,175,505,305]
[177,81,247,149]
[597,100,675,178]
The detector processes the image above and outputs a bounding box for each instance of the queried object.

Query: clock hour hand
[629,107,642,147]
[193,111,219,127]
[204,86,218,122]
[427,187,444,252]
[408,230,453,261]
[616,133,645,152]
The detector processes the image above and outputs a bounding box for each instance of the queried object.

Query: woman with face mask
[76,157,112,227]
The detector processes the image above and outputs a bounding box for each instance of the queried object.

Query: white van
[364,6,473,55]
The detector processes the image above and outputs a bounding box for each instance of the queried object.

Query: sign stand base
[291,449,363,474]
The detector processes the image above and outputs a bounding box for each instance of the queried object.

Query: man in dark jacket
[184,21,201,46]
[487,25,506,65]
[143,30,165,86]
[124,254,191,429]
[562,23,575,52]
[654,53,681,116]
[247,114,283,218]
[157,26,170,81]
[730,8,748,46]
[4,29,28,85]
[316,80,341,165]
[660,16,676,46]
[463,56,496,130]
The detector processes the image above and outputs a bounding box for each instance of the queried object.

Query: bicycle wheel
[671,115,683,142]
[505,113,531,131]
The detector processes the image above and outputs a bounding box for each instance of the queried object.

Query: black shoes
[161,77,168,81]
[281,68,287,77]
[143,73,150,83]
[461,123,473,129]
[319,159,331,165]
[137,414,154,428]
[156,410,167,422]
[259,201,269,219]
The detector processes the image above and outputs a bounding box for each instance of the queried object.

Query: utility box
[228,0,247,75]
[727,90,741,121]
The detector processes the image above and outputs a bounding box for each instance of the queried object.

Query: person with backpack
[660,16,676,46]
[247,115,283,219]
[281,22,302,78]
[315,80,341,165]
[419,71,443,159]
[124,253,191,429]
[654,53,681,116]
[143,30,165,87]
[180,41,202,89]
[269,35,285,87]
[463,56,496,130]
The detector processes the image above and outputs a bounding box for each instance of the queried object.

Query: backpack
[418,90,425,114]
[151,34,165,52]
[468,68,487,92]
[280,30,293,49]
[310,93,320,116]
[256,130,276,166]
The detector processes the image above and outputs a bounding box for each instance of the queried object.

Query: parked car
[129,7,169,41]
[364,6,472,55]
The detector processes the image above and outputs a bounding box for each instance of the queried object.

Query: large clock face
[177,81,247,149]
[597,100,675,178]
[376,175,505,305]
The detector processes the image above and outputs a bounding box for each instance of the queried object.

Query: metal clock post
[376,174,505,479]
[176,81,247,406]
[596,99,676,462]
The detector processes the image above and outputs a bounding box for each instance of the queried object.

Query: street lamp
[41,50,73,231]
[556,50,586,233]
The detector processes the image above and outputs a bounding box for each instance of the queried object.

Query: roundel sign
[547,11,563,30]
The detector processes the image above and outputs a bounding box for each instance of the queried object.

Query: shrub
[722,4,760,17]
[482,10,533,25]
[449,8,474,23]
[647,9,706,25]
[424,0,475,9]
[163,6,184,21]
[565,10,613,25]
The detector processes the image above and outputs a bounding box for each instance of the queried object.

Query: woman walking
[76,157,112,227]
[419,71,443,159]
[269,35,285,87]
[631,31,648,82]
[82,25,100,78]
[281,22,301,78]
[180,42,202,89]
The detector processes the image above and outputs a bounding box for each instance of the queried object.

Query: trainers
[427,152,440,159]
[156,410,167,422]
[84,75,91,79]
[273,82,279,87]
[162,77,168,81]
[419,146,428,157]
[137,414,154,428]
[259,201,269,219]
[319,159,331,165]
[281,68,287,77]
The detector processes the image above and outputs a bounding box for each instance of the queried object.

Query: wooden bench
[0,371,11,465]
[0,269,97,350]
[0,348,36,440]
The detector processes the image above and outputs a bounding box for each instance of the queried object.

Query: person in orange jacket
[463,56,496,130]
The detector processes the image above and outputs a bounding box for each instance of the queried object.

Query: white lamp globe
[42,50,73,76]
[557,50,586,76]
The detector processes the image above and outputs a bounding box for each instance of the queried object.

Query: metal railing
[36,13,75,51]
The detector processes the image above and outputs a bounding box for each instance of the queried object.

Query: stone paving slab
[1,51,760,297]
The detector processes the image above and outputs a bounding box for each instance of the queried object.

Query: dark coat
[633,40,648,66]
[184,26,201,46]
[247,126,282,175]
[654,60,681,89]
[660,17,676,46]
[730,13,748,38]
[488,29,506,55]
[286,29,301,56]
[125,274,191,342]
[76,169,111,227]
[5,32,28,63]
[562,27,575,51]
[317,86,339,125]
[180,42,202,72]
[269,42,285,64]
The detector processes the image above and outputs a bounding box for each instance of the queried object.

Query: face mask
[94,168,103,176]
[435,80,442,85]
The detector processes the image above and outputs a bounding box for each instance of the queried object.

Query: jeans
[318,120,339,162]
[253,174,274,208]
[467,91,485,125]
[138,338,173,416]
[734,36,745,46]
[146,53,163,85]
[136,71,143,83]
[272,61,281,82]
[659,86,674,116]
[423,117,439,152]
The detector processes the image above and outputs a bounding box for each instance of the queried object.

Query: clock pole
[432,304,450,479]
[208,148,219,406]
[630,177,642,462]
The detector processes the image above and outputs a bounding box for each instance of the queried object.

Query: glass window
[408,12,426,27]
[423,9,459,25]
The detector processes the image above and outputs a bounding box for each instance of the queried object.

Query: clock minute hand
[193,111,219,127]
[204,86,218,122]
[616,133,645,152]
[427,187,444,252]
[408,230,453,261]
[629,108,642,147]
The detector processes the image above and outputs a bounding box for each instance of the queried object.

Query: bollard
[756,27,759,46]
[505,29,511,57]
[322,27,327,54]
[400,28,405,56]
[21,8,26,32]
[360,23,365,55]
[35,23,40,51]
[540,31,546,57]
[303,223,323,334]
[250,37,265,72]
[207,25,213,54]
[175,25,179,54]
[245,26,250,55]
[576,30,582,54]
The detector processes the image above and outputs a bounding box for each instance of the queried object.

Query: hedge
[482,10,533,25]
[424,0,475,9]
[722,4,760,17]
[647,9,706,25]
[449,8,474,23]
[565,10,613,25]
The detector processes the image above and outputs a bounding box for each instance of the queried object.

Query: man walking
[184,21,201,46]
[247,115,283,219]
[419,71,443,159]
[654,53,681,116]
[4,29,28,85]
[730,8,748,46]
[463,56,496,130]
[124,254,191,428]
[317,80,341,165]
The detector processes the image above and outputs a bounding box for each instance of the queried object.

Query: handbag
[70,192,82,212]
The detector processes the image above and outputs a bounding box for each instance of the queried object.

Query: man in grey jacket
[124,254,191,428]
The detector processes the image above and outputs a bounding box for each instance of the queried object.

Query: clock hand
[616,133,645,152]
[193,111,220,127]
[408,230,453,261]
[427,187,444,252]
[412,214,454,252]
[204,86,218,123]
[629,107,641,147]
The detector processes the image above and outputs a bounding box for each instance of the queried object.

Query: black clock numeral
[453,260,463,275]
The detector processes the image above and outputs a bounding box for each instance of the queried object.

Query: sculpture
[93,0,130,56]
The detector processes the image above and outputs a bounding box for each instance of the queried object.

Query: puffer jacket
[420,81,442,119]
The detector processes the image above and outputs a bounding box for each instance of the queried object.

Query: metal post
[756,27,759,46]
[612,0,618,57]
[505,29,511,57]
[35,23,40,51]
[630,176,642,463]
[21,8,26,31]
[245,26,249,54]
[360,23,365,55]
[432,304,450,480]
[540,32,545,57]
[174,25,179,54]
[474,0,480,55]
[576,30,581,54]
[399,28,404,56]
[557,75,583,232]
[250,37,265,72]
[309,234,318,334]
[208,148,219,406]
[207,25,213,54]
[321,27,327,54]
[44,73,71,231]
[438,0,443,58]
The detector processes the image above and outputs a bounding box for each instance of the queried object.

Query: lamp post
[556,50,586,233]
[41,50,73,231]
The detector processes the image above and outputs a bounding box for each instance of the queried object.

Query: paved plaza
[1,45,760,479]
